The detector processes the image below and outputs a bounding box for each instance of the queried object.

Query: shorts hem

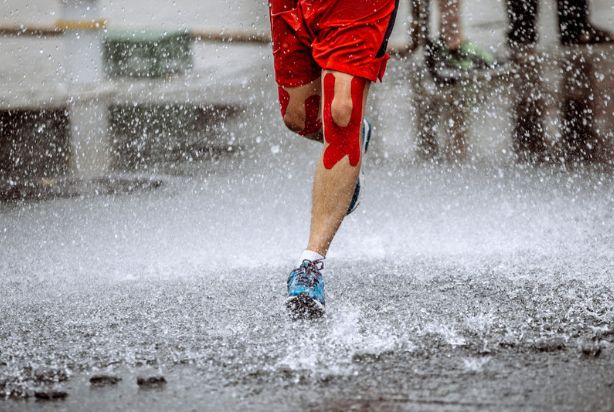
[316,57,389,82]
[275,74,322,88]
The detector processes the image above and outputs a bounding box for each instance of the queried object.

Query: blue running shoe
[286,259,325,319]
[346,118,372,215]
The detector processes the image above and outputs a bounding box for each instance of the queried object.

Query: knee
[282,109,305,133]
[329,95,353,128]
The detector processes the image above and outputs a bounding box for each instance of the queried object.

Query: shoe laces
[293,259,324,288]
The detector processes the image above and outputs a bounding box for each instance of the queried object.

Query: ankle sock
[298,250,325,266]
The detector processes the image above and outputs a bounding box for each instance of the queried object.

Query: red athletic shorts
[269,0,399,88]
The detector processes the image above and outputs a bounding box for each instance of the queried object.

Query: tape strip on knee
[322,73,366,169]
[278,86,322,136]
[298,95,322,136]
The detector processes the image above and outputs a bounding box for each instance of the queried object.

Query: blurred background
[1,0,613,195]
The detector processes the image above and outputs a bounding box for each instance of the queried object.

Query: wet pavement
[1,151,614,410]
[2,1,614,411]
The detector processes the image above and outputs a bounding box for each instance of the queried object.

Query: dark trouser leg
[558,0,589,45]
[414,89,439,160]
[409,0,430,52]
[560,52,601,161]
[505,0,538,50]
[558,0,614,45]
[511,55,547,162]
[506,0,547,161]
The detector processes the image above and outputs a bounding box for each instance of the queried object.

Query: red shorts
[269,0,399,88]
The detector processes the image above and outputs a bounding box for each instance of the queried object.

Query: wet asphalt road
[2,24,614,412]
[1,144,614,411]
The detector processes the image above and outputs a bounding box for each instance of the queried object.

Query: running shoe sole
[286,293,325,320]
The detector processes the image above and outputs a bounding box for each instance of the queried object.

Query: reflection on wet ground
[1,41,614,411]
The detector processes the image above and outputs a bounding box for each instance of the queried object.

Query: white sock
[298,250,325,266]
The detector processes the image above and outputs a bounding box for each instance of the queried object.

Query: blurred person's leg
[409,0,431,53]
[511,53,547,162]
[505,0,613,48]
[443,90,468,160]
[439,0,462,50]
[426,0,496,82]
[505,0,538,52]
[560,51,601,161]
[505,0,546,162]
[557,0,613,45]
[414,81,440,160]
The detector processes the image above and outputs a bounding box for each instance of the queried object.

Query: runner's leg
[306,70,370,256]
[282,0,396,315]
